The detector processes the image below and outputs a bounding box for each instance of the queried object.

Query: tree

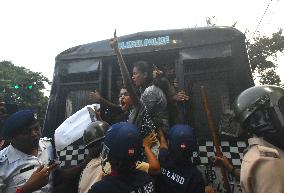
[204,16,284,87]
[247,29,284,87]
[0,61,50,124]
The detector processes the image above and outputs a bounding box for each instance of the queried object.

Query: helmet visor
[244,108,276,135]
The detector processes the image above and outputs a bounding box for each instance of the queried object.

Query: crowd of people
[0,33,284,193]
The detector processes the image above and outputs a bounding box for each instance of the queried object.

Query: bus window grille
[279,96,284,115]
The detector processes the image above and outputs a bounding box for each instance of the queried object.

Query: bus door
[177,44,233,139]
[177,45,244,193]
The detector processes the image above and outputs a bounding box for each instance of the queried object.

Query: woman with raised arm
[109,31,158,138]
[110,31,170,135]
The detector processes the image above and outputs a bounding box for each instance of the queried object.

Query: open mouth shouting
[119,89,133,111]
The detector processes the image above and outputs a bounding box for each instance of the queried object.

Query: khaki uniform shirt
[0,138,54,193]
[78,159,150,193]
[240,137,284,193]
[78,158,111,193]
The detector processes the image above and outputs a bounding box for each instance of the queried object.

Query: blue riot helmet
[232,85,284,148]
[100,122,143,173]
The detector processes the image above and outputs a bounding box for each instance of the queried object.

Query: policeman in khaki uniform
[241,137,284,193]
[78,121,111,193]
[230,85,284,193]
[0,110,56,193]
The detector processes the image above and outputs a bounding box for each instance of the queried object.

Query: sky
[0,0,283,93]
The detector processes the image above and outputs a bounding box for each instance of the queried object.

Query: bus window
[60,59,100,76]
[65,90,93,118]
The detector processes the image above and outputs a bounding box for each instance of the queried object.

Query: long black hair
[133,61,171,97]
[133,61,153,91]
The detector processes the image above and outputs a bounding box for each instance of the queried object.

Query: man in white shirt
[0,110,86,193]
[0,110,56,193]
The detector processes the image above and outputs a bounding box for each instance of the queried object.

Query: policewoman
[87,122,156,193]
[155,124,205,193]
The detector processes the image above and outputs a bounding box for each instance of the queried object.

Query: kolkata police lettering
[118,36,170,49]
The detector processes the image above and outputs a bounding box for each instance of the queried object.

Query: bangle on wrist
[15,187,24,193]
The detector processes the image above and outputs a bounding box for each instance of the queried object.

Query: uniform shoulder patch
[39,137,53,150]
[40,137,52,141]
[257,145,280,158]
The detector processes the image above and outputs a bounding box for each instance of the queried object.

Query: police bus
[44,27,254,193]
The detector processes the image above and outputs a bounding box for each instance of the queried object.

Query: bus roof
[56,26,244,61]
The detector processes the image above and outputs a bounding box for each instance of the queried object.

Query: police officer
[0,110,57,193]
[0,110,86,193]
[230,85,284,193]
[87,122,156,193]
[155,124,205,193]
[78,120,111,193]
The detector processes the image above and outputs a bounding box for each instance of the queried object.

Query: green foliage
[204,16,283,87]
[0,61,50,124]
[247,29,284,86]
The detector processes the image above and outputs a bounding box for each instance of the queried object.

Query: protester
[153,69,189,126]
[94,88,161,172]
[109,32,192,134]
[0,110,86,193]
[87,122,156,193]
[89,88,131,123]
[109,35,162,161]
[155,124,205,193]
[89,90,128,124]
[132,60,169,132]
[89,86,154,138]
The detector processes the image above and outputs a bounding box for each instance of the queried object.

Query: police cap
[168,124,196,152]
[2,110,37,137]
